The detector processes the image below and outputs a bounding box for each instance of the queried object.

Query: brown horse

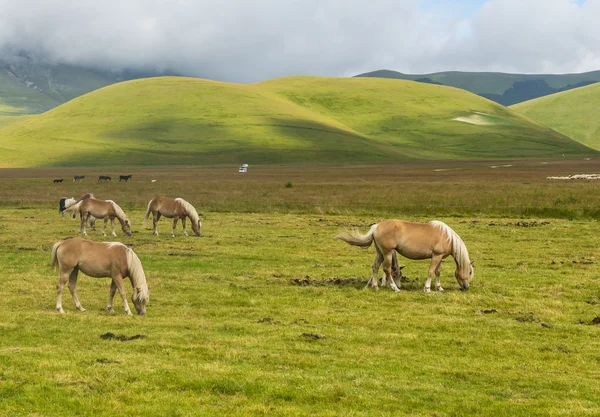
[336,219,474,293]
[51,238,149,315]
[75,198,132,236]
[143,197,201,236]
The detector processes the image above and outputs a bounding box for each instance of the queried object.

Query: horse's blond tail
[51,241,62,269]
[126,248,149,304]
[64,200,83,217]
[335,223,378,248]
[143,199,153,227]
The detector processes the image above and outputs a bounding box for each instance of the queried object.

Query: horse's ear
[470,260,475,266]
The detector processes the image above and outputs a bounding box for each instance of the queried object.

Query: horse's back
[57,239,127,276]
[375,219,451,259]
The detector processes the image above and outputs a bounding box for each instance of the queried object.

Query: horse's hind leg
[101,218,108,236]
[367,250,383,289]
[107,281,117,313]
[56,268,72,313]
[425,254,444,294]
[153,212,161,236]
[112,275,133,316]
[67,268,86,312]
[383,251,400,292]
[79,213,87,235]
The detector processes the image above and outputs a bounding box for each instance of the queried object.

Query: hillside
[356,70,600,106]
[0,76,593,167]
[511,83,600,150]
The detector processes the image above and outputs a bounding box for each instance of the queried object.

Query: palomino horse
[143,197,202,236]
[336,219,474,293]
[60,193,96,229]
[51,238,149,315]
[75,198,132,236]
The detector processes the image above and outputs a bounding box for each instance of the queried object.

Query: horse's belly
[78,260,111,278]
[397,247,433,260]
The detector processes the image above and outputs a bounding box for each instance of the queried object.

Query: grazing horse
[75,198,132,236]
[336,219,474,293]
[53,179,63,183]
[98,175,111,182]
[51,238,149,315]
[73,175,85,182]
[143,196,202,236]
[119,175,132,182]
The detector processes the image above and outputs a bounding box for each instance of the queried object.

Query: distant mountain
[355,69,600,106]
[0,51,176,115]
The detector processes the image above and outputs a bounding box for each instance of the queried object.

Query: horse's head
[455,260,474,291]
[191,216,202,236]
[132,287,148,315]
[122,219,133,236]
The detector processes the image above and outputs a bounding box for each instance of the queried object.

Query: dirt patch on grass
[488,221,550,227]
[100,332,145,341]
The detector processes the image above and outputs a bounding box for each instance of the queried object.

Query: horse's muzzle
[460,284,470,291]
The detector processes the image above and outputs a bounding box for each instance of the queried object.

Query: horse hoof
[57,308,65,313]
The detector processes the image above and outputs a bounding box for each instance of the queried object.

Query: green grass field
[511,83,600,150]
[1,162,600,416]
[0,76,593,168]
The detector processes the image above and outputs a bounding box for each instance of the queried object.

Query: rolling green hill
[511,83,600,150]
[0,76,593,167]
[356,70,600,106]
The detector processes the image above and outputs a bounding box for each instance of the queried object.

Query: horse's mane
[175,198,199,224]
[125,248,149,304]
[429,221,470,272]
[106,200,129,221]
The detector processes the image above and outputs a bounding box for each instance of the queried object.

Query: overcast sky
[0,0,598,82]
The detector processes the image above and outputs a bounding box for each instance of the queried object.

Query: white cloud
[0,0,599,81]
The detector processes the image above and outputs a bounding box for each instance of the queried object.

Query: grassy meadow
[1,161,600,416]
[0,76,593,168]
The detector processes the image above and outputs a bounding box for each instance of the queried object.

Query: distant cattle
[73,175,85,182]
[53,179,63,183]
[98,176,111,182]
[119,175,133,182]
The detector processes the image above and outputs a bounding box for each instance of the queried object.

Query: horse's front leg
[434,262,444,292]
[425,254,444,293]
[107,280,117,313]
[171,217,179,237]
[112,275,133,316]
[67,268,86,312]
[181,217,188,236]
[367,251,383,289]
[110,217,116,236]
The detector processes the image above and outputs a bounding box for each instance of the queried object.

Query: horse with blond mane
[51,238,149,315]
[336,219,474,292]
[143,197,202,236]
[73,198,132,236]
